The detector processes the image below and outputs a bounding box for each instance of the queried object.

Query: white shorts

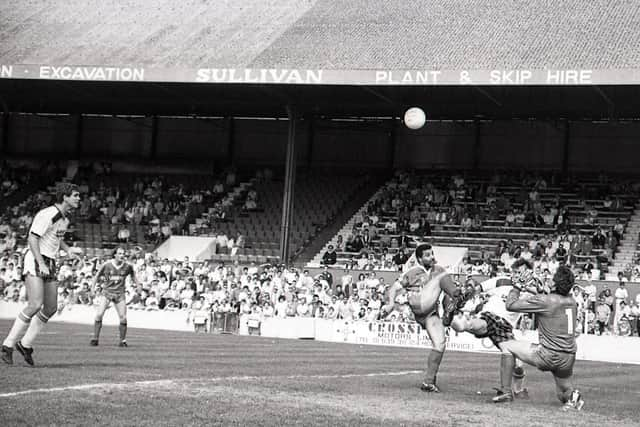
[23,250,57,280]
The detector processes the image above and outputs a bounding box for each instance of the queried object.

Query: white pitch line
[0,370,422,398]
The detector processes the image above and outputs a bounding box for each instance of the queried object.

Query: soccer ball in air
[404,107,426,130]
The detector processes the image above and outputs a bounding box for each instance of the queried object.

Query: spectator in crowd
[322,245,337,266]
[595,297,611,335]
[630,302,640,336]
[392,248,408,270]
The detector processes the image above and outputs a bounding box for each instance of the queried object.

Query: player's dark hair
[553,265,575,296]
[511,258,533,271]
[55,182,79,203]
[415,243,432,258]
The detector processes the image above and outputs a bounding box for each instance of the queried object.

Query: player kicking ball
[382,243,472,393]
[90,247,138,347]
[500,264,584,411]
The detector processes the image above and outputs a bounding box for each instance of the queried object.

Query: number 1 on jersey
[565,308,574,334]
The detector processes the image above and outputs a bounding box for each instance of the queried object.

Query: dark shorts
[102,291,126,304]
[531,344,576,378]
[474,312,515,348]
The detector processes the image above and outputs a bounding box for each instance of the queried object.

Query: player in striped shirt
[1,183,82,366]
[90,247,138,347]
[451,259,540,403]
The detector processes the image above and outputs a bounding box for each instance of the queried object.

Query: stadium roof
[1,0,640,86]
[1,0,640,119]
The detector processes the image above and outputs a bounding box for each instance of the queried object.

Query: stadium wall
[82,116,152,158]
[5,114,640,172]
[155,117,228,160]
[7,114,76,155]
[154,236,217,261]
[253,317,640,365]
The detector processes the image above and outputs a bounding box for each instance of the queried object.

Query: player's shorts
[474,312,515,348]
[23,250,57,281]
[101,291,126,304]
[531,344,576,378]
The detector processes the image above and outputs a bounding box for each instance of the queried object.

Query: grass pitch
[0,320,638,426]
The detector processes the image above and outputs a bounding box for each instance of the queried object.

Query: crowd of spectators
[572,278,640,336]
[0,248,405,323]
[2,162,251,250]
[322,170,636,277]
[1,165,640,338]
[72,170,213,245]
[2,239,639,337]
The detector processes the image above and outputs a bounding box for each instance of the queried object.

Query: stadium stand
[194,171,370,264]
[66,171,223,257]
[0,164,639,341]
[309,170,638,280]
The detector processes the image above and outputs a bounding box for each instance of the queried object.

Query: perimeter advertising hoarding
[321,319,533,354]
[1,65,639,85]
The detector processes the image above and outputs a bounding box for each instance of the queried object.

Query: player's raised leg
[114,298,128,347]
[2,274,46,365]
[18,278,59,366]
[420,313,446,392]
[91,295,110,346]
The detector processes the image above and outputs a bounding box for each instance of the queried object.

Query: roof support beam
[279,105,298,266]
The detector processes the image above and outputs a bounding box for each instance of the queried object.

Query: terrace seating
[196,171,369,264]
[309,170,638,273]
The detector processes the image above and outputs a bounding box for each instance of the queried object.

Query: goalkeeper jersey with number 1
[507,291,578,353]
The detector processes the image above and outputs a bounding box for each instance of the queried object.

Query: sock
[21,311,50,348]
[500,353,515,393]
[3,311,33,347]
[512,365,526,393]
[94,320,103,340]
[425,349,444,384]
[119,322,127,342]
